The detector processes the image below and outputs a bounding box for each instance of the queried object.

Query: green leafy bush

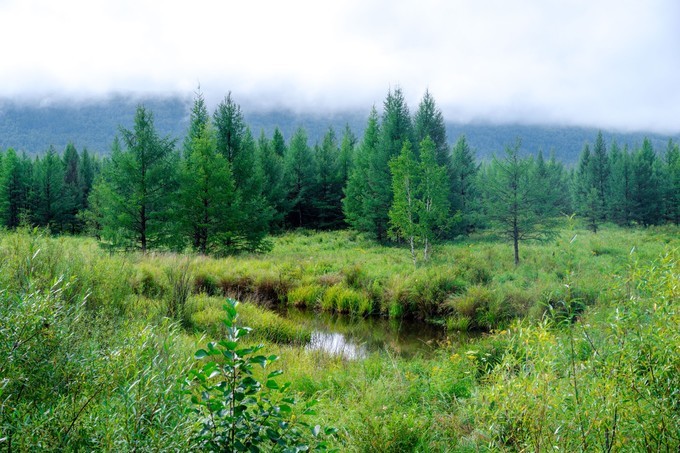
[189,299,335,451]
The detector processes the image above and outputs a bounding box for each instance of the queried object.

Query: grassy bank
[1,225,678,450]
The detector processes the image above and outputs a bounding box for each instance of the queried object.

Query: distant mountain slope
[0,95,677,165]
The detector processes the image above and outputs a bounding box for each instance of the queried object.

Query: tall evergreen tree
[450,134,479,234]
[343,107,380,234]
[574,143,601,231]
[214,94,271,250]
[0,148,31,228]
[257,131,286,230]
[79,147,95,210]
[271,127,287,157]
[179,123,237,254]
[62,143,82,233]
[312,127,344,229]
[284,127,315,228]
[89,105,178,251]
[32,146,66,231]
[533,149,569,218]
[630,138,662,226]
[183,87,210,155]
[590,131,611,220]
[413,89,448,167]
[485,142,555,266]
[609,142,633,226]
[337,124,356,188]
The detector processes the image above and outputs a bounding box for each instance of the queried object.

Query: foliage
[90,105,178,251]
[189,299,335,451]
[483,141,558,265]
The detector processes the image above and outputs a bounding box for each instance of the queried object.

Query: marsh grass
[1,224,678,451]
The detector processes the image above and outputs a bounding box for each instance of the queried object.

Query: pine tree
[574,143,598,230]
[62,143,82,233]
[90,105,178,251]
[257,131,286,230]
[337,124,356,188]
[343,107,380,234]
[591,131,611,220]
[183,87,210,155]
[284,127,314,228]
[630,138,662,226]
[0,148,31,228]
[533,149,568,218]
[79,147,96,210]
[450,134,479,234]
[271,127,287,158]
[214,94,271,250]
[413,89,448,167]
[312,127,344,229]
[609,142,633,226]
[234,129,272,250]
[179,123,237,254]
[32,146,66,231]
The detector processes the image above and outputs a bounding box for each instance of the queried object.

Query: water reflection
[279,307,448,359]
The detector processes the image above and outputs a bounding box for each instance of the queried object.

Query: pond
[278,307,471,359]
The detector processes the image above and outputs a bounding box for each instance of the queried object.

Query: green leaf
[195,349,210,359]
[312,425,321,437]
[267,369,284,378]
[266,380,280,389]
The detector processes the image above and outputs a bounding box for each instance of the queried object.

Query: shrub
[189,299,336,451]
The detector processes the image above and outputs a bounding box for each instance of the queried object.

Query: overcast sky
[1,0,678,133]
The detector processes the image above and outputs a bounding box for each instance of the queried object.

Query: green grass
[0,224,678,451]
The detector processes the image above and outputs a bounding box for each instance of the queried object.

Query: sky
[0,0,679,133]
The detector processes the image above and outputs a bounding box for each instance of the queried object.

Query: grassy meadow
[1,223,678,451]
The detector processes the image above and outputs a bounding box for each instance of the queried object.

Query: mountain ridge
[1,95,677,165]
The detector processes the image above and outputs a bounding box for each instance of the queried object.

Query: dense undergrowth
[0,225,678,451]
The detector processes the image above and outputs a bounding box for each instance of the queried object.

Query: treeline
[0,88,678,256]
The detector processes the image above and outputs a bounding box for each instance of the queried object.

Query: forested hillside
[1,94,676,163]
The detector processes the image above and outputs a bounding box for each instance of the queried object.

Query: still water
[278,307,453,359]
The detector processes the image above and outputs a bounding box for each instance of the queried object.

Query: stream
[278,307,471,359]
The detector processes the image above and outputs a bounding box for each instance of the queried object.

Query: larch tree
[485,142,555,266]
[90,105,178,252]
[32,146,66,231]
[313,126,344,229]
[450,134,479,235]
[413,89,448,168]
[284,127,315,228]
[179,123,237,254]
[257,130,286,231]
[630,138,662,226]
[343,106,380,234]
[0,148,31,228]
[608,142,633,226]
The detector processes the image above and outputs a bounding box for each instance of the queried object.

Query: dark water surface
[278,308,467,359]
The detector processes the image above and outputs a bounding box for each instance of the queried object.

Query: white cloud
[0,0,678,132]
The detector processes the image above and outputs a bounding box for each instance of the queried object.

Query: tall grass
[0,225,678,451]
